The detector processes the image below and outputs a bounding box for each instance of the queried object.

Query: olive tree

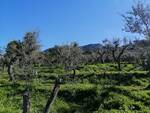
[123,1,150,71]
[122,1,150,39]
[105,38,131,71]
[4,40,22,83]
[82,50,99,64]
[16,32,40,113]
[54,42,83,77]
[43,42,83,113]
[132,39,150,71]
[96,40,114,64]
[96,47,106,63]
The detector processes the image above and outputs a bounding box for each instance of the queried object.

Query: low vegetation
[0,64,150,113]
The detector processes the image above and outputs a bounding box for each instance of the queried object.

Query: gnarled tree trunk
[43,80,60,113]
[117,60,121,71]
[7,64,16,83]
[23,88,31,113]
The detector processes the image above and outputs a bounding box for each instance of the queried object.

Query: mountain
[80,43,102,51]
[44,43,103,53]
[44,39,150,53]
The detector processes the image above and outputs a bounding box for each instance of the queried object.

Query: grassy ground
[0,63,150,113]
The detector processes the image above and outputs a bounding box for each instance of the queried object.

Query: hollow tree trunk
[7,64,15,83]
[43,81,60,113]
[23,88,31,113]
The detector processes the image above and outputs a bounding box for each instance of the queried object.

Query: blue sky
[0,0,148,50]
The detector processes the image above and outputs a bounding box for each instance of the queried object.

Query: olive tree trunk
[7,64,16,83]
[72,69,76,80]
[23,88,31,113]
[117,60,121,71]
[43,81,60,113]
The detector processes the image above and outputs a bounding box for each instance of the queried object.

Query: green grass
[0,63,150,113]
